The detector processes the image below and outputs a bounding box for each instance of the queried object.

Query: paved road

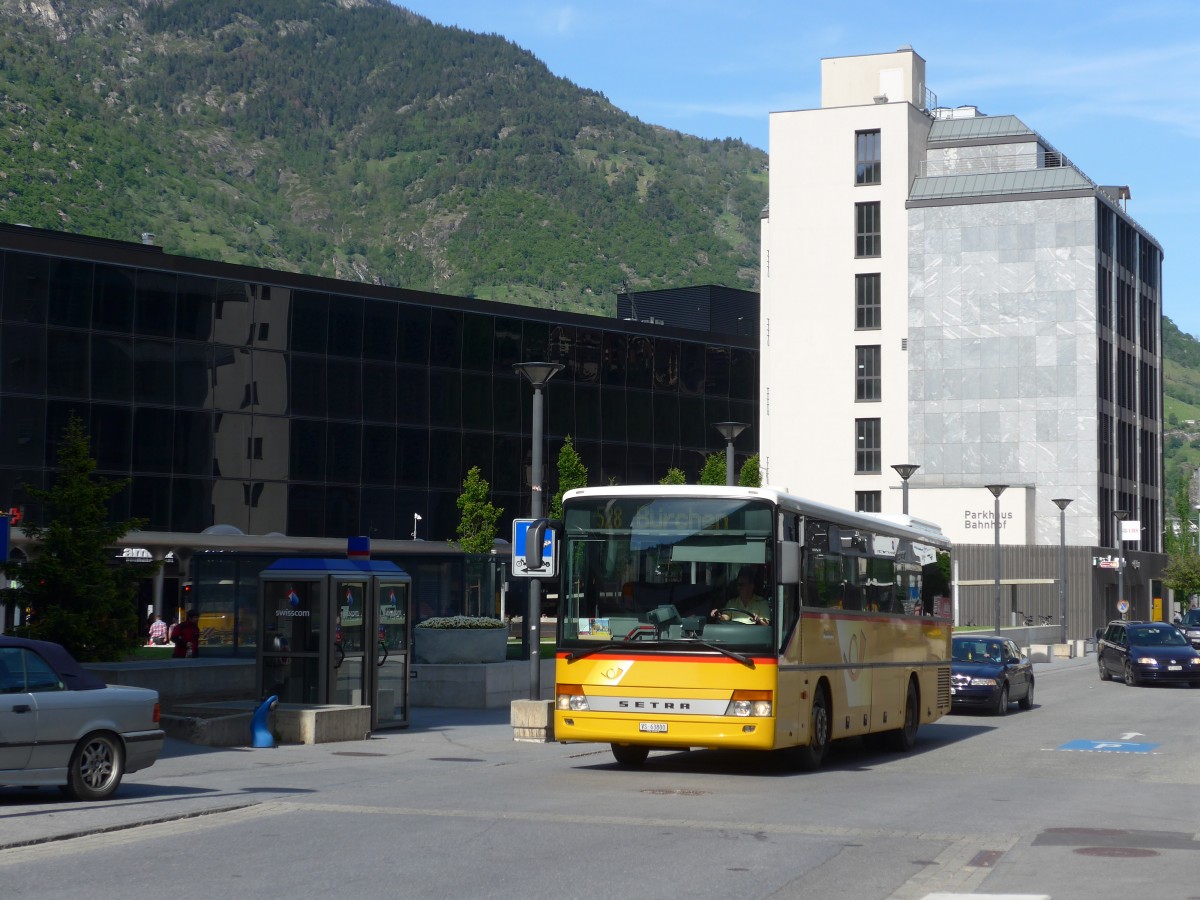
[2,653,1197,899]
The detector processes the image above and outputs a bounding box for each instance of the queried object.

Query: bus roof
[562,484,951,549]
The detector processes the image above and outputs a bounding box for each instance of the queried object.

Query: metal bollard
[252,695,279,748]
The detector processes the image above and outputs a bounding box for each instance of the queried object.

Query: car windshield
[1128,626,1188,647]
[1183,610,1200,626]
[952,640,1002,663]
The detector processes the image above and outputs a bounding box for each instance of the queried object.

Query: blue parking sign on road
[1058,739,1159,753]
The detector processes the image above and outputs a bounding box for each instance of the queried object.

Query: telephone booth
[257,558,412,730]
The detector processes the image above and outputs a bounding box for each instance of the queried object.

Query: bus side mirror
[778,541,800,584]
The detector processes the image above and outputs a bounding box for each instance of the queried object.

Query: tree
[738,453,762,487]
[1164,476,1195,557]
[549,435,588,520]
[1163,554,1200,616]
[659,467,686,485]
[3,414,149,662]
[699,451,726,486]
[455,466,501,554]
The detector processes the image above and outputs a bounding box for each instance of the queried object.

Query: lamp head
[513,361,564,387]
[892,463,920,481]
[984,484,1008,498]
[712,421,749,443]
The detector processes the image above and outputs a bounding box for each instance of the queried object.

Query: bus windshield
[558,495,775,650]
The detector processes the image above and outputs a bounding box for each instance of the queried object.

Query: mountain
[0,0,766,315]
[1163,319,1200,496]
[4,0,1196,490]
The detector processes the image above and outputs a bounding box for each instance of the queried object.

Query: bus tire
[793,686,830,771]
[610,743,650,767]
[884,679,919,753]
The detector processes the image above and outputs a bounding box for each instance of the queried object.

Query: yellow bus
[552,485,952,768]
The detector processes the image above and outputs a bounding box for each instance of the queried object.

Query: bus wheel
[794,688,830,771]
[885,680,919,752]
[610,743,650,767]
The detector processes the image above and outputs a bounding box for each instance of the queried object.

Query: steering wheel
[716,607,758,625]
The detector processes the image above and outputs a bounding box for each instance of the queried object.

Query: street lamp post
[891,464,920,515]
[712,422,748,486]
[1052,499,1072,645]
[514,361,563,700]
[411,512,422,540]
[985,485,1008,634]
[1113,509,1129,620]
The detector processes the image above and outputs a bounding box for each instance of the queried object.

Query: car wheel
[884,680,920,752]
[61,732,124,801]
[794,687,830,770]
[1123,662,1139,687]
[993,683,1009,716]
[1018,678,1035,710]
[610,743,650,767]
[1098,657,1111,681]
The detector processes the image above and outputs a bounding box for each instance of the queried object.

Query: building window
[856,274,881,329]
[856,130,881,185]
[855,202,881,257]
[855,346,881,401]
[855,491,881,513]
[855,418,881,474]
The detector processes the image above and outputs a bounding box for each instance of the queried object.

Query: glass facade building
[0,225,758,542]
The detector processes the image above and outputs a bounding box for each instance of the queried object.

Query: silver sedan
[0,635,165,800]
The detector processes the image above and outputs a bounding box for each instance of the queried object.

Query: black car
[950,634,1034,715]
[1097,621,1200,687]
[1177,609,1200,650]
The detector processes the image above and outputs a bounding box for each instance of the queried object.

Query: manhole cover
[639,788,708,796]
[331,751,387,758]
[1074,847,1159,858]
[429,757,484,763]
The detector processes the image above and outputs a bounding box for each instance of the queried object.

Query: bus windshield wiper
[565,638,754,668]
[565,642,623,661]
[657,638,755,668]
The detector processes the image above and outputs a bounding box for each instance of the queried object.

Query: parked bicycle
[1015,610,1054,626]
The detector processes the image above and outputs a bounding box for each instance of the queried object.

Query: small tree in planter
[549,435,588,520]
[699,450,726,486]
[456,466,501,553]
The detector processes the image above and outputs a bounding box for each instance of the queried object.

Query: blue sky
[394,1,1199,337]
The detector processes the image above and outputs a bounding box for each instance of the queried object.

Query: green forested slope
[0,0,766,314]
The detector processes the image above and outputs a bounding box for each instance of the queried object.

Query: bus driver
[712,567,770,625]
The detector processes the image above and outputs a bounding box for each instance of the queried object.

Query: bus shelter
[258,558,412,730]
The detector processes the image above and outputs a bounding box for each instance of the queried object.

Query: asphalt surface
[2,653,1094,850]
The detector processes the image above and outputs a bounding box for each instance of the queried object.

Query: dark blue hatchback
[950,634,1034,716]
[1097,621,1200,686]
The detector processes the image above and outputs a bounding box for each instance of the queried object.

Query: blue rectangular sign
[1058,740,1159,753]
[511,519,556,578]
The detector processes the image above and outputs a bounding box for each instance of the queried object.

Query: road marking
[1058,739,1159,753]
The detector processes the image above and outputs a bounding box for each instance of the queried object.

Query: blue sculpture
[252,695,279,748]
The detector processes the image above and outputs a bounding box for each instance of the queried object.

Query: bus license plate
[639,722,667,733]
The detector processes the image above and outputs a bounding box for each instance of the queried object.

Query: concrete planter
[414,626,508,664]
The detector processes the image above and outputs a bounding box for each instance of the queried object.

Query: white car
[0,636,165,800]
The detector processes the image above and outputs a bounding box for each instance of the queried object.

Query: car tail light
[153,702,161,724]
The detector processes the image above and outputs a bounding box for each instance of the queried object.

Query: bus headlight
[725,690,772,717]
[556,684,589,711]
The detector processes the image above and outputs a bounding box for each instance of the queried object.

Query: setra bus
[551,485,953,768]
